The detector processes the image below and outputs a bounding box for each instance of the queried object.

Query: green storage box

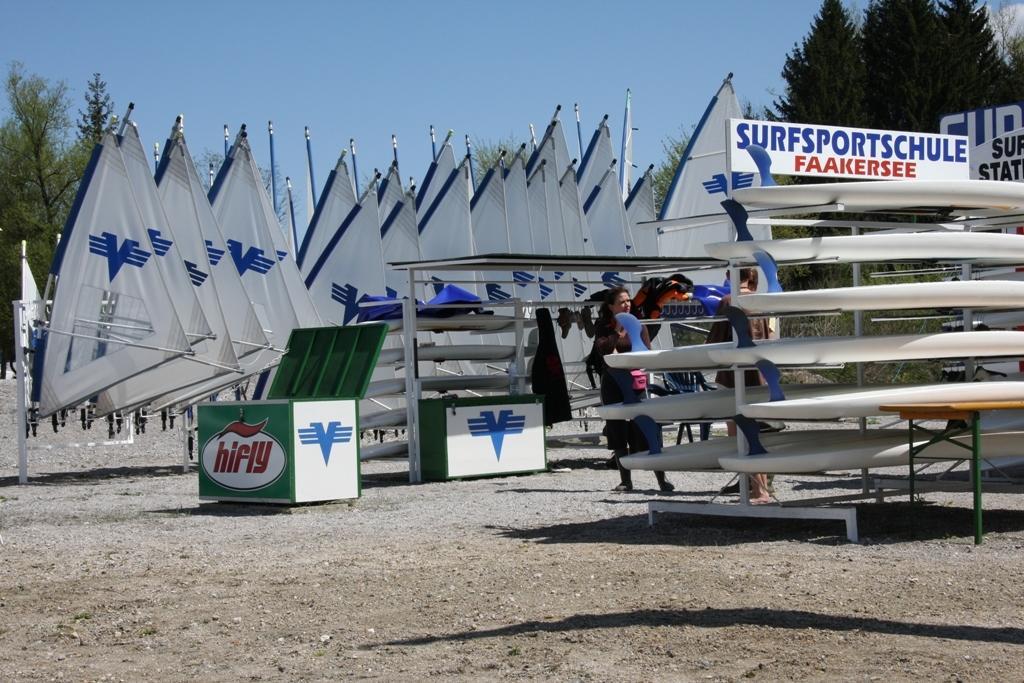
[419,394,547,481]
[198,324,387,503]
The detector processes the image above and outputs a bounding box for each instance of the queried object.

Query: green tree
[935,0,1010,115]
[469,134,524,186]
[0,62,88,366]
[863,0,946,131]
[774,0,867,127]
[77,72,114,144]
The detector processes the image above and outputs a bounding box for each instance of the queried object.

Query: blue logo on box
[298,421,353,465]
[468,410,526,460]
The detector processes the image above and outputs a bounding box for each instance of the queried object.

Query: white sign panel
[728,119,969,181]
[445,402,545,477]
[292,400,360,501]
[971,126,1024,182]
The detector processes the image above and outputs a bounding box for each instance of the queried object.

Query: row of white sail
[31,75,760,419]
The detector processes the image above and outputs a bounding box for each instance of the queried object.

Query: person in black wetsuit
[592,286,673,493]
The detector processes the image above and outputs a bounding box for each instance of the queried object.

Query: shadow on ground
[377,605,1024,648]
[491,501,1024,546]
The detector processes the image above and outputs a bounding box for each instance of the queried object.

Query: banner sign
[940,102,1024,147]
[728,119,970,181]
[972,126,1024,181]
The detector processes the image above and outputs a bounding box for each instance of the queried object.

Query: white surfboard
[738,280,1024,314]
[596,384,861,421]
[706,231,1024,265]
[362,315,532,334]
[361,441,408,460]
[606,331,1024,371]
[733,179,1024,212]
[718,430,1024,473]
[377,344,517,365]
[365,374,510,398]
[620,428,904,472]
[740,380,1024,420]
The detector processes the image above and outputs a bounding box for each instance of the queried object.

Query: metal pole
[268,121,279,216]
[304,126,317,207]
[153,142,160,173]
[972,411,983,544]
[430,125,437,161]
[392,134,399,167]
[403,267,421,483]
[574,103,583,158]
[465,135,476,194]
[224,124,229,157]
[14,301,28,484]
[350,138,360,196]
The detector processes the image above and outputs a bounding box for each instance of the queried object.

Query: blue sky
[7,0,838,219]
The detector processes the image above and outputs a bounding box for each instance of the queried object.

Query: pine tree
[77,72,113,144]
[863,0,945,131]
[774,0,867,127]
[935,0,1010,115]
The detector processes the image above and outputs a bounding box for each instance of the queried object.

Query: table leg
[908,419,916,538]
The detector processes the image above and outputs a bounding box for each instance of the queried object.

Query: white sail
[577,117,616,208]
[209,130,308,373]
[418,151,476,294]
[94,122,248,415]
[625,168,658,256]
[93,122,233,415]
[144,125,274,411]
[379,165,423,298]
[305,184,388,325]
[298,153,357,274]
[658,75,770,280]
[416,142,456,219]
[503,149,540,301]
[471,161,513,302]
[34,131,192,417]
[582,164,633,256]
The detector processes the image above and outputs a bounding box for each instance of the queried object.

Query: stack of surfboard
[599,178,1024,474]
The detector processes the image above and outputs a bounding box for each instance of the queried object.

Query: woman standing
[592,286,674,493]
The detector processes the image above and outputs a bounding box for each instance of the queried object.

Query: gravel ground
[2,378,1023,681]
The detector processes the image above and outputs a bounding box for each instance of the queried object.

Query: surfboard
[718,430,1024,473]
[740,380,1024,420]
[620,428,904,472]
[606,331,1024,371]
[361,315,533,334]
[360,409,408,430]
[733,179,1024,212]
[596,384,862,421]
[361,441,408,460]
[365,374,511,399]
[706,231,1024,265]
[737,280,1024,314]
[377,344,517,365]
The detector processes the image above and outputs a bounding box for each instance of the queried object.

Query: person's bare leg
[749,473,773,504]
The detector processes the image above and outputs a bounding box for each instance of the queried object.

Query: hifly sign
[728,119,970,181]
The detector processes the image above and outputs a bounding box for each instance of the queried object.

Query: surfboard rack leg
[646,501,859,544]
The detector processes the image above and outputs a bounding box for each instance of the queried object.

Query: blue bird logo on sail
[297,420,353,465]
[538,278,553,299]
[183,260,209,287]
[226,239,276,276]
[331,282,369,324]
[205,240,225,266]
[601,272,625,288]
[467,409,526,459]
[486,283,511,302]
[513,271,534,289]
[88,232,152,281]
[572,278,587,298]
[276,250,288,262]
[702,172,755,195]
[146,228,173,256]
